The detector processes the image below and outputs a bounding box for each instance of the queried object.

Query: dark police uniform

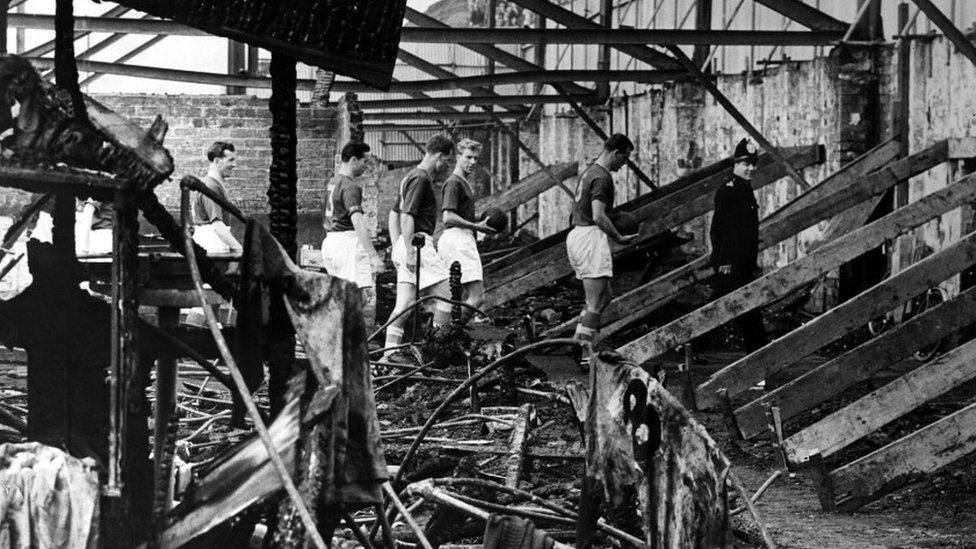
[710,139,768,352]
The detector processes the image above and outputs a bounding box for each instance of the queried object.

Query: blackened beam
[751,0,847,32]
[400,27,841,45]
[403,8,594,98]
[504,0,680,70]
[911,0,976,70]
[358,95,587,109]
[666,45,810,191]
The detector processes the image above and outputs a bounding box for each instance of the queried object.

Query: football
[483,207,508,232]
[610,210,640,234]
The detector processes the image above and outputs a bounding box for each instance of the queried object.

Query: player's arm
[443,210,495,233]
[592,199,629,243]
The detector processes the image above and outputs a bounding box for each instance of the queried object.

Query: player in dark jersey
[383,135,455,353]
[438,138,497,322]
[191,141,243,253]
[566,133,638,356]
[321,142,384,293]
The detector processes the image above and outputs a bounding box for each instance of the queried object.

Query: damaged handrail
[179,186,328,549]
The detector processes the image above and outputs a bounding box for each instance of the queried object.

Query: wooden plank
[829,400,976,511]
[619,175,976,375]
[546,139,902,337]
[783,328,976,465]
[737,284,976,441]
[696,226,976,409]
[483,145,821,309]
[474,162,577,216]
[764,137,899,227]
[815,140,948,246]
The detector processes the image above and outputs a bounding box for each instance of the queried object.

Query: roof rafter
[400,27,841,46]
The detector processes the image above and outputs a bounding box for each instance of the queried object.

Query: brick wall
[95,94,339,217]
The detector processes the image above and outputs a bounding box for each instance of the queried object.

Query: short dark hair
[425,134,456,157]
[207,141,235,162]
[341,142,371,162]
[604,133,635,155]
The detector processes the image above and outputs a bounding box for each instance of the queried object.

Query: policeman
[710,138,768,353]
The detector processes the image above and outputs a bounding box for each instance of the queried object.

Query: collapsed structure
[0,0,972,547]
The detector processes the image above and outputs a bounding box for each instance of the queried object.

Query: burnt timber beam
[829,397,976,511]
[911,0,976,69]
[475,162,578,217]
[504,0,680,70]
[403,8,593,97]
[778,301,976,463]
[484,146,821,309]
[396,27,841,46]
[619,174,976,381]
[736,281,976,441]
[546,138,902,338]
[666,44,811,191]
[751,0,847,32]
[698,220,976,410]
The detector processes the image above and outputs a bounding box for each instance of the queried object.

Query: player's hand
[718,264,732,275]
[405,252,417,272]
[476,219,498,234]
[371,253,385,273]
[616,233,639,245]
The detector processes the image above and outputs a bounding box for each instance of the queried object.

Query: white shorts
[566,225,613,279]
[391,233,448,290]
[322,231,374,289]
[193,222,243,254]
[437,227,483,283]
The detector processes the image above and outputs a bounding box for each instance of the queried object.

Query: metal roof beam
[399,27,841,46]
[752,0,847,32]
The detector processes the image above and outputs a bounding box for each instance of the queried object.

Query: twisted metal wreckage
[0,2,753,548]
